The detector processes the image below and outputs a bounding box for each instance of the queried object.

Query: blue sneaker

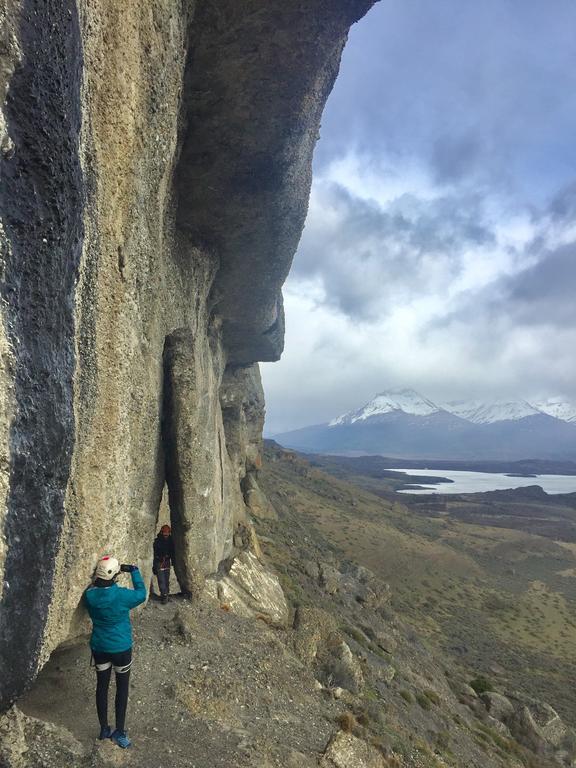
[98,725,112,740]
[110,729,132,749]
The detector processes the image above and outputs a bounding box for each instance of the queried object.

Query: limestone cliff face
[0,0,375,710]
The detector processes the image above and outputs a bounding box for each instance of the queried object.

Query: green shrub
[423,689,440,705]
[476,723,524,756]
[415,691,432,710]
[469,675,494,695]
[344,625,369,647]
[363,686,379,702]
[400,689,415,704]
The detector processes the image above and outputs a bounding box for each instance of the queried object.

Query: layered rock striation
[0,0,376,710]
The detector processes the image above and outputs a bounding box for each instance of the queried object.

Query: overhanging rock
[0,0,377,712]
[177,0,377,363]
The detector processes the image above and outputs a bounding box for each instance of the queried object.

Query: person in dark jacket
[85,555,146,749]
[153,525,176,603]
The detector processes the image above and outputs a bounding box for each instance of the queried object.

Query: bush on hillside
[469,675,494,695]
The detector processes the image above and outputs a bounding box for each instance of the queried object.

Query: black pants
[93,648,132,732]
[157,568,170,597]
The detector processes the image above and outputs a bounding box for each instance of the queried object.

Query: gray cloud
[510,247,576,317]
[431,134,483,185]
[433,177,576,330]
[293,181,495,321]
[316,0,576,201]
[262,0,576,434]
[549,183,576,222]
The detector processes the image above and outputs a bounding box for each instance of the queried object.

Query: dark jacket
[84,568,146,653]
[153,534,175,572]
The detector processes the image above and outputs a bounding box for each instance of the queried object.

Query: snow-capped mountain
[531,398,576,424]
[332,390,576,427]
[330,388,441,426]
[274,388,576,461]
[443,399,541,424]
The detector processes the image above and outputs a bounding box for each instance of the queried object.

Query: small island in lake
[505,473,538,478]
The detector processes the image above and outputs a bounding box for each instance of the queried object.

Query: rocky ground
[2,446,576,767]
[11,595,339,768]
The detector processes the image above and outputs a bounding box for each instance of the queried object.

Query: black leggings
[93,649,132,732]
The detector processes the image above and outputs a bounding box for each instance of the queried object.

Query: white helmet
[95,555,120,580]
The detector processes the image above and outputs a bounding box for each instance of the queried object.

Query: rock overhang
[0,0,379,715]
[175,0,377,363]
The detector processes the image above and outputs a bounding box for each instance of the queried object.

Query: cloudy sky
[261,0,576,435]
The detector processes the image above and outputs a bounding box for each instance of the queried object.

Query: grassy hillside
[259,442,576,724]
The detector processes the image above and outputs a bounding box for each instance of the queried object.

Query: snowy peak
[329,390,576,429]
[531,398,576,424]
[444,399,541,425]
[329,388,441,426]
[277,389,576,461]
[367,389,441,417]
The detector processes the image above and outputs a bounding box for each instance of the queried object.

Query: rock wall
[0,0,376,711]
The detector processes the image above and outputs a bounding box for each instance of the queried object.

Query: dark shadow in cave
[158,328,193,598]
[150,485,183,601]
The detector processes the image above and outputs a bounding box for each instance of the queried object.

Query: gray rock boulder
[358,621,398,654]
[242,473,277,520]
[481,691,515,722]
[486,716,512,738]
[303,560,320,580]
[0,706,87,768]
[457,682,479,698]
[292,606,339,663]
[311,561,392,608]
[206,551,289,626]
[339,564,391,609]
[319,562,341,595]
[375,663,396,686]
[320,731,388,768]
[321,641,365,694]
[509,699,568,755]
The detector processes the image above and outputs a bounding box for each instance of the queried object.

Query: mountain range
[274,389,576,461]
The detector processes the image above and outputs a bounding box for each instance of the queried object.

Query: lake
[388,468,576,495]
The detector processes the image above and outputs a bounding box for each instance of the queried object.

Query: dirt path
[18,595,335,768]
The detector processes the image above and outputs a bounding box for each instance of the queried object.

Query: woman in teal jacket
[85,555,146,748]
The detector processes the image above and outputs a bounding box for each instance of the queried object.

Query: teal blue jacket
[84,568,146,653]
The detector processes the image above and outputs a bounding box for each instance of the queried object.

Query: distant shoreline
[387,466,576,496]
[303,449,576,477]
